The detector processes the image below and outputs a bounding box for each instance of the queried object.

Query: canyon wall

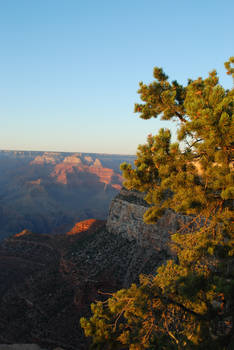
[107,188,193,254]
[0,150,135,240]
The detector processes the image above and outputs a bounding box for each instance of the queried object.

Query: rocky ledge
[107,188,193,254]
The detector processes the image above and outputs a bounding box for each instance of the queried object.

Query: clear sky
[0,0,233,155]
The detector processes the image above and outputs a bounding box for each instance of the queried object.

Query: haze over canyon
[0,150,135,241]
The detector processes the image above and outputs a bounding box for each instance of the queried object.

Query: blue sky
[0,0,233,154]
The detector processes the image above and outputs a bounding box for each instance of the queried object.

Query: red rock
[67,219,105,236]
[112,184,122,190]
[50,159,123,188]
[14,229,32,238]
[89,165,114,184]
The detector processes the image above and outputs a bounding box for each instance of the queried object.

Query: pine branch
[175,111,187,123]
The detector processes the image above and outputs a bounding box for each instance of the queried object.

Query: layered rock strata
[107,188,193,254]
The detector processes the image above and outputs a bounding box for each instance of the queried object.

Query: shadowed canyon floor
[0,217,166,349]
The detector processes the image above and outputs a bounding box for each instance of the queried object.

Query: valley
[0,212,164,349]
[0,150,135,240]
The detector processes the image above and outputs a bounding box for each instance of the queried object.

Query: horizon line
[0,148,136,157]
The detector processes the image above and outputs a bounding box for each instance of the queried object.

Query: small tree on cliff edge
[81,57,234,349]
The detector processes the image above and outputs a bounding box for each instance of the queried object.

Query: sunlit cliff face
[67,219,105,236]
[14,229,32,238]
[50,156,122,188]
[30,154,57,164]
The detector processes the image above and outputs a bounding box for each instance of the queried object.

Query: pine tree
[81,57,234,349]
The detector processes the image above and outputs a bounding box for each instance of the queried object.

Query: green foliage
[225,57,234,78]
[81,58,234,349]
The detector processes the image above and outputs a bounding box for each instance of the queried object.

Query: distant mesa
[67,219,105,236]
[50,163,75,185]
[47,152,62,156]
[84,156,93,163]
[50,155,122,187]
[89,165,114,184]
[30,154,56,165]
[63,156,82,164]
[93,158,102,167]
[0,150,135,241]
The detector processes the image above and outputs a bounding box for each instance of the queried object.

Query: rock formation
[0,183,196,349]
[107,188,193,254]
[63,156,82,164]
[50,156,122,188]
[0,150,135,240]
[0,188,174,349]
[30,153,61,165]
[67,219,105,236]
[84,156,93,163]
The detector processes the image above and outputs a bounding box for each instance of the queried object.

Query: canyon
[0,152,199,349]
[0,150,134,240]
[0,188,188,349]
